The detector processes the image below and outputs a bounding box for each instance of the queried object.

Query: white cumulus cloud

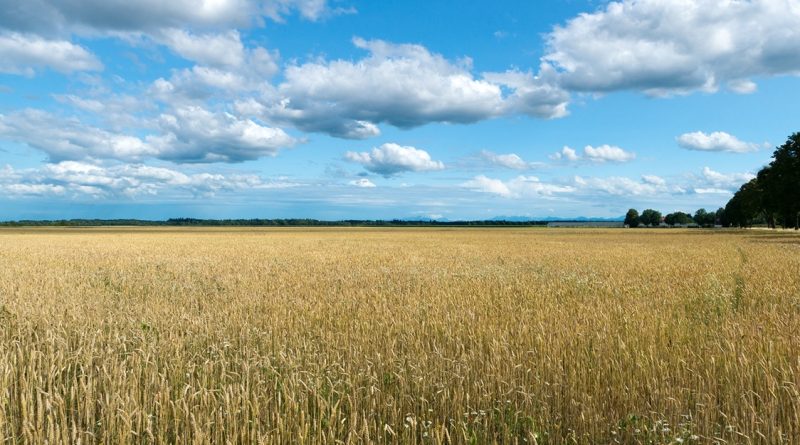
[462,175,512,197]
[345,143,445,177]
[257,38,568,138]
[700,166,756,189]
[0,0,331,78]
[0,107,297,163]
[549,146,580,162]
[573,175,670,196]
[462,175,574,198]
[677,131,761,153]
[152,106,298,162]
[156,29,247,68]
[543,0,800,95]
[0,109,157,161]
[583,145,636,163]
[0,0,343,36]
[0,33,102,75]
[550,145,635,163]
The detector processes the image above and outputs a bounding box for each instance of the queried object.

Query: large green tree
[761,133,800,229]
[639,209,662,227]
[715,207,726,226]
[693,208,717,227]
[665,211,693,226]
[624,209,640,228]
[725,178,764,227]
[723,132,800,229]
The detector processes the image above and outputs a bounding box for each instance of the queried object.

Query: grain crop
[0,227,798,444]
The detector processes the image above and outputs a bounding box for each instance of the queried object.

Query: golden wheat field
[0,227,798,444]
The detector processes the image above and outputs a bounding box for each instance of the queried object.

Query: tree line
[624,207,724,228]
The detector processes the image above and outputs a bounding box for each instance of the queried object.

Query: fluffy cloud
[728,79,758,94]
[482,66,570,119]
[349,178,376,188]
[543,0,800,95]
[0,110,158,161]
[641,174,667,186]
[151,69,244,102]
[0,161,299,198]
[462,175,512,197]
[583,145,636,162]
[462,175,574,198]
[0,0,333,78]
[550,146,580,162]
[0,107,297,163]
[157,29,247,68]
[677,131,761,153]
[573,175,671,196]
[480,150,544,170]
[345,143,445,177]
[699,166,756,190]
[149,32,279,103]
[151,106,297,162]
[0,183,66,197]
[550,145,635,163]
[257,38,568,138]
[0,0,341,36]
[269,38,504,137]
[0,33,101,75]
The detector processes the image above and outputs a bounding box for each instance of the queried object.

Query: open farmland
[0,228,798,444]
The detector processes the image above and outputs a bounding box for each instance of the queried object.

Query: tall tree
[761,133,800,229]
[693,208,717,227]
[624,209,640,228]
[725,178,763,227]
[715,207,726,226]
[640,209,662,227]
[665,211,693,226]
[694,208,709,226]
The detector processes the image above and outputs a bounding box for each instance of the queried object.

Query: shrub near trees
[725,132,800,229]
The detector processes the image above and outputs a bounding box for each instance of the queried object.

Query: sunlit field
[0,228,798,444]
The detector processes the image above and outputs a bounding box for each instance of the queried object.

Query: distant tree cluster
[624,207,724,228]
[724,132,800,229]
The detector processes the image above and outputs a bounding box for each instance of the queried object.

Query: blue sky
[1,0,798,220]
